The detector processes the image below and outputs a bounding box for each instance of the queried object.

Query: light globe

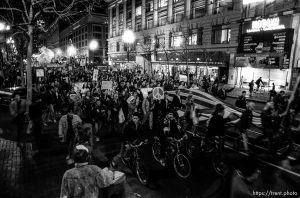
[122,30,135,44]
[89,40,99,51]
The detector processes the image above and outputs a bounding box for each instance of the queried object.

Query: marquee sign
[247,17,285,33]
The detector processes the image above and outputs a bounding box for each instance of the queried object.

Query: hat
[215,104,225,112]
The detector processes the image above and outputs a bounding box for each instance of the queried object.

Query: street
[1,107,300,198]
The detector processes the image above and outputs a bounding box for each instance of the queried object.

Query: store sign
[235,56,280,68]
[238,29,294,68]
[247,17,285,33]
[243,0,264,5]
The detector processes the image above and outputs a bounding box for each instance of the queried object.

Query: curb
[227,95,267,104]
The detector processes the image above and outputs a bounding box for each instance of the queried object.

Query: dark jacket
[235,95,247,109]
[261,109,275,129]
[239,108,253,130]
[171,95,181,109]
[29,101,43,121]
[207,113,231,137]
[217,87,234,100]
[123,121,144,143]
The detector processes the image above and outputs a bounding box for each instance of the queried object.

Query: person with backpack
[248,80,254,97]
[255,77,263,92]
[235,91,247,109]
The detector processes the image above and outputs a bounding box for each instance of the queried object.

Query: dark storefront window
[211,25,231,44]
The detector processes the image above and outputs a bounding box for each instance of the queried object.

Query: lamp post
[89,39,99,65]
[122,30,135,63]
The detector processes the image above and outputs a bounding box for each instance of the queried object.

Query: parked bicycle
[185,130,229,176]
[121,141,149,185]
[152,135,191,179]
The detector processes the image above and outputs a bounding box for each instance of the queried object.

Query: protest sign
[153,87,164,100]
[179,75,187,82]
[36,69,44,77]
[101,81,113,90]
[141,88,153,98]
[92,69,99,81]
[74,82,85,92]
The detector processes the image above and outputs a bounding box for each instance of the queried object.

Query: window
[174,11,184,22]
[119,13,124,23]
[144,36,151,45]
[211,25,231,44]
[124,43,128,51]
[136,22,142,31]
[159,0,168,8]
[156,37,165,48]
[174,0,183,2]
[116,42,120,51]
[146,0,154,12]
[93,33,102,39]
[188,33,198,45]
[112,17,117,26]
[171,35,182,47]
[146,19,153,29]
[192,0,206,18]
[127,10,132,19]
[158,16,167,26]
[136,6,142,16]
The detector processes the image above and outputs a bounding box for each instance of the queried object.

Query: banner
[141,88,153,98]
[153,87,164,100]
[101,81,113,90]
[93,69,99,81]
[179,75,187,82]
[36,69,44,77]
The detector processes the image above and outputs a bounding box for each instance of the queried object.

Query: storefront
[152,51,229,80]
[235,15,295,89]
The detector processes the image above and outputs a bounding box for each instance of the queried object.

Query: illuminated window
[136,6,142,16]
[159,0,168,8]
[171,36,182,47]
[211,25,231,44]
[188,33,198,45]
[146,0,154,12]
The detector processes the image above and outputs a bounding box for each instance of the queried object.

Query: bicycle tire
[173,154,191,179]
[135,161,149,186]
[152,141,161,163]
[186,139,200,159]
[212,154,229,177]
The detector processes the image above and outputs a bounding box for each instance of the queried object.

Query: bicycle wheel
[173,154,191,179]
[135,161,149,186]
[212,154,229,177]
[152,141,161,163]
[186,139,201,159]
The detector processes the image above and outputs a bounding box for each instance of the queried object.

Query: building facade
[59,13,109,64]
[43,12,109,65]
[106,0,300,89]
[106,0,241,81]
[236,0,300,90]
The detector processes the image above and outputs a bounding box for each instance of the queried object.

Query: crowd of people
[5,65,300,198]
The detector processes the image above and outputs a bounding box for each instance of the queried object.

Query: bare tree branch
[22,0,30,21]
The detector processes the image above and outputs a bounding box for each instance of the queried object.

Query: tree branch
[22,0,30,21]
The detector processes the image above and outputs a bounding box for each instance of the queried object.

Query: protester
[60,145,114,198]
[235,91,247,109]
[217,85,235,100]
[9,93,27,147]
[255,77,263,92]
[58,106,82,161]
[249,80,254,97]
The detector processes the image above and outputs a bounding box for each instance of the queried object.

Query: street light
[122,30,135,62]
[67,45,76,57]
[89,40,99,64]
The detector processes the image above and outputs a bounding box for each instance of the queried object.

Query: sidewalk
[225,85,270,103]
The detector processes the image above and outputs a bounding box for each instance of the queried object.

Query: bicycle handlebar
[128,141,147,148]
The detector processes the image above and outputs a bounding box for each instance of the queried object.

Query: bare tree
[0,0,102,104]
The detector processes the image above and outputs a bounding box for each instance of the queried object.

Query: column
[116,4,119,35]
[185,0,192,19]
[142,0,146,30]
[153,0,158,27]
[109,8,113,38]
[123,0,127,30]
[168,0,173,23]
[132,0,136,31]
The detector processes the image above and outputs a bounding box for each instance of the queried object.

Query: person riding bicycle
[122,113,147,158]
[159,110,183,166]
[207,104,235,153]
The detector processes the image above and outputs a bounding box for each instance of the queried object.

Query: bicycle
[121,141,149,185]
[185,130,229,176]
[152,135,191,179]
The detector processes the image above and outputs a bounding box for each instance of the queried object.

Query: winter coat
[58,114,82,142]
